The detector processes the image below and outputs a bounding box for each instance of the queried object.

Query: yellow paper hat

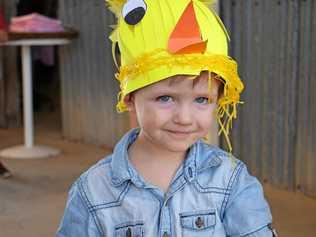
[106,0,244,152]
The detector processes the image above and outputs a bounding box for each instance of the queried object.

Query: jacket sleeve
[56,182,102,237]
[222,163,275,237]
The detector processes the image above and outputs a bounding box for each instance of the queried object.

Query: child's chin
[163,141,193,153]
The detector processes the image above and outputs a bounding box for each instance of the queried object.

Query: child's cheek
[151,101,175,110]
[143,102,174,121]
[194,103,216,112]
[194,104,217,125]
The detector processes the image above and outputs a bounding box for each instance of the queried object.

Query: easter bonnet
[105,0,244,152]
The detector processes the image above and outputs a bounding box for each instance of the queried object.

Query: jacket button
[188,167,193,178]
[195,216,204,228]
[126,227,132,237]
[163,231,169,237]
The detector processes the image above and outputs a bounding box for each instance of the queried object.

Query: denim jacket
[56,128,274,237]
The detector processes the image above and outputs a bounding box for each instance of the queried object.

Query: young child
[57,0,277,236]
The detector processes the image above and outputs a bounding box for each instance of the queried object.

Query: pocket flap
[115,221,144,237]
[180,210,216,231]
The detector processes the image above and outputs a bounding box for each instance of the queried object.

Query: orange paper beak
[168,1,207,54]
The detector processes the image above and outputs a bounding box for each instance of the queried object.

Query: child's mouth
[165,129,193,138]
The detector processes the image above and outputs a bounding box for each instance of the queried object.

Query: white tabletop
[0,38,71,46]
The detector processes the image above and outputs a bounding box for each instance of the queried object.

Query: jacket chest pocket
[179,210,216,237]
[114,221,144,237]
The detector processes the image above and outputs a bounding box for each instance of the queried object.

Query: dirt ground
[0,113,315,237]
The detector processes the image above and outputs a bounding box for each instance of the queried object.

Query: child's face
[126,72,220,153]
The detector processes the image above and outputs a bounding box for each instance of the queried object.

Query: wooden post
[0,0,21,128]
[0,44,5,127]
[0,0,5,127]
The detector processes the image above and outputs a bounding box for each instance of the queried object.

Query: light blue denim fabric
[56,128,274,237]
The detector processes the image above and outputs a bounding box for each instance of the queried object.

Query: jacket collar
[110,128,139,186]
[110,128,223,187]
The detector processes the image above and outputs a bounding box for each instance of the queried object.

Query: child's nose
[172,104,193,125]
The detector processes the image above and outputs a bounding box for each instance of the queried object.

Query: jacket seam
[167,178,186,198]
[220,162,244,220]
[236,224,269,237]
[77,179,104,236]
[89,182,131,211]
[194,180,231,194]
[169,171,184,189]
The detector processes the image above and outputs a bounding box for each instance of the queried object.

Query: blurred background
[0,0,315,236]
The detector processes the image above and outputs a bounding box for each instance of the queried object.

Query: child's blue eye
[195,97,209,104]
[157,95,172,103]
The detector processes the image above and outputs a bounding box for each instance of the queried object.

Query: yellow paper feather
[105,0,126,17]
[199,0,217,7]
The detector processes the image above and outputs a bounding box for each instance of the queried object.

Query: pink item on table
[9,13,64,32]
[9,13,65,66]
[0,8,7,30]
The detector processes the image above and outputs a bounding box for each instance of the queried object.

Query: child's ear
[124,93,136,112]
